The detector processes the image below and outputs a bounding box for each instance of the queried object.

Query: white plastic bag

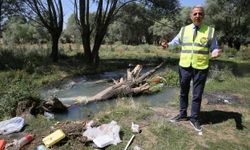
[83,120,121,148]
[93,135,113,148]
[0,117,25,135]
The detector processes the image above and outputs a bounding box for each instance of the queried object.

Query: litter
[44,112,55,120]
[93,135,114,148]
[0,117,25,135]
[37,144,50,150]
[75,96,88,104]
[14,134,33,149]
[0,140,7,150]
[124,135,135,150]
[42,129,65,147]
[83,120,121,148]
[198,131,203,136]
[131,122,140,133]
[133,145,141,150]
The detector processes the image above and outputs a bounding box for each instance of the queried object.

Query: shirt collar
[192,23,202,29]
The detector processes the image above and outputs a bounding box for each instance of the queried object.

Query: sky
[180,0,205,7]
[63,0,205,27]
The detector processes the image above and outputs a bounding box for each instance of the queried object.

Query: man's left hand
[211,49,222,58]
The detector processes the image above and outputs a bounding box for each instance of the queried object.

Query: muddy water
[40,69,178,121]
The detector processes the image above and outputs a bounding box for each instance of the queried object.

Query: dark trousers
[178,66,208,122]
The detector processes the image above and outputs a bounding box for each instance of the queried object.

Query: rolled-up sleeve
[168,30,181,46]
[210,34,219,52]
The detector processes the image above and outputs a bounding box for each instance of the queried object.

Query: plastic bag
[83,120,121,148]
[0,117,25,135]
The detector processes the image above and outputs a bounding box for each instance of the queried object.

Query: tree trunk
[0,1,2,38]
[233,39,241,50]
[92,37,103,66]
[77,62,165,104]
[82,32,93,64]
[50,35,60,62]
[228,37,233,48]
[145,32,153,44]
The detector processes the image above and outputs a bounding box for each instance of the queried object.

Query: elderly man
[161,5,222,131]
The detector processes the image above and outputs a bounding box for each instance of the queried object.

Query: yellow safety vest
[179,24,214,69]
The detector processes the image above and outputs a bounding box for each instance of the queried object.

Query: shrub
[225,47,237,57]
[0,71,39,119]
[239,46,250,60]
[158,69,179,86]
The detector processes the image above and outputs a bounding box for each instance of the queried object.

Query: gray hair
[190,5,205,17]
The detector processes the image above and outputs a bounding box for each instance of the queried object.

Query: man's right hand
[161,40,168,49]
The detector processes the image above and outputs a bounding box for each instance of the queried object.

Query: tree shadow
[200,110,245,130]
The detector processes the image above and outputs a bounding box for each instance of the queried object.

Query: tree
[74,0,179,66]
[149,6,191,44]
[0,0,25,38]
[25,0,63,62]
[3,16,30,44]
[205,0,250,50]
[3,17,49,44]
[62,13,81,43]
[106,3,153,45]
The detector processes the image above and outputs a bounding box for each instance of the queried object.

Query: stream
[40,68,178,121]
[40,61,250,121]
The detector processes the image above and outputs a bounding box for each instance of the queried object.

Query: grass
[0,43,250,149]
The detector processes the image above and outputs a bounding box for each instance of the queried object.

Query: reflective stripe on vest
[179,24,214,69]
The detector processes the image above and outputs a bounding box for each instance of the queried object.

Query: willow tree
[25,0,63,62]
[74,0,179,66]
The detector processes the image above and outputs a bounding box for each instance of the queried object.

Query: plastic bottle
[44,111,55,120]
[37,144,50,150]
[15,134,33,149]
[0,140,7,150]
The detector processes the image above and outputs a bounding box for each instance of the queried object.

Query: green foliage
[149,83,164,93]
[141,44,151,53]
[149,17,173,39]
[206,0,250,50]
[149,6,191,42]
[106,1,180,45]
[3,17,49,44]
[0,71,38,119]
[0,49,24,70]
[107,3,150,45]
[239,46,250,60]
[25,115,55,134]
[148,68,179,93]
[225,47,238,57]
[61,14,81,43]
[0,0,26,31]
[208,65,229,82]
[160,69,179,86]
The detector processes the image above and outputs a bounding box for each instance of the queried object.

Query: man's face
[191,8,204,26]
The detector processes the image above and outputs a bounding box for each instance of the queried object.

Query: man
[161,5,222,131]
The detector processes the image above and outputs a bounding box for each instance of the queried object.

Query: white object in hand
[211,49,220,58]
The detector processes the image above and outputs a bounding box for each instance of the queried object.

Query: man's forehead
[192,8,203,13]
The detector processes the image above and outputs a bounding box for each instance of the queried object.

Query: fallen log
[42,96,69,113]
[78,62,165,104]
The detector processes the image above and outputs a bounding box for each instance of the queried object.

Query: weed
[239,46,250,60]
